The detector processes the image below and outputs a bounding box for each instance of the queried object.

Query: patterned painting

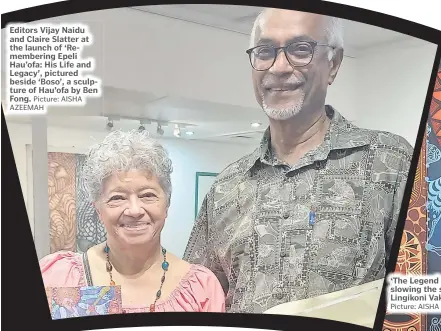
[48,152,106,253]
[383,60,441,331]
[45,286,122,319]
[425,62,441,331]
[383,129,428,331]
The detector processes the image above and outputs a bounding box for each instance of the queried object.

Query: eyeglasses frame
[245,40,335,71]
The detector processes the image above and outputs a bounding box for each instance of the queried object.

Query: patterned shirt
[183,106,413,313]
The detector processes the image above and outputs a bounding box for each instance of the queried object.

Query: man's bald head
[250,8,344,59]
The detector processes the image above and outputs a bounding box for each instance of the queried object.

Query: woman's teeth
[120,223,148,228]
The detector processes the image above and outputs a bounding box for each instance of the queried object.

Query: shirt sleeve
[385,139,414,267]
[183,191,229,295]
[39,251,85,287]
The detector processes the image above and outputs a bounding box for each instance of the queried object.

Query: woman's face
[95,170,168,249]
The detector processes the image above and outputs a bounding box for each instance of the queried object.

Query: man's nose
[269,50,294,75]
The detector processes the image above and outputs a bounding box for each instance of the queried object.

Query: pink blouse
[40,250,226,313]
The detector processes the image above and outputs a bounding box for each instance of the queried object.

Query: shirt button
[280,251,286,257]
[276,292,284,299]
[283,213,290,219]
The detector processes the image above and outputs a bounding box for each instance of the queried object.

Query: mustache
[261,76,304,89]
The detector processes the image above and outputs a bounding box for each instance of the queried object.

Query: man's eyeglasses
[246,41,334,71]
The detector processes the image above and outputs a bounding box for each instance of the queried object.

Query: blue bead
[104,245,109,253]
[162,261,169,271]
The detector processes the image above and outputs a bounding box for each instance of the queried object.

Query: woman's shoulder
[177,263,226,312]
[167,253,217,279]
[156,252,225,312]
[186,263,222,282]
[39,250,86,287]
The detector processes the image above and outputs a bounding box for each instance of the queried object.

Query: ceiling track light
[138,119,147,131]
[156,123,164,136]
[106,118,114,131]
[173,124,181,138]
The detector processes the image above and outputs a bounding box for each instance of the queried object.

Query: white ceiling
[132,5,412,50]
[1,5,422,145]
[3,85,270,144]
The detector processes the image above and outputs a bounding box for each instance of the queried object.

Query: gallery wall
[6,121,255,257]
[4,13,438,258]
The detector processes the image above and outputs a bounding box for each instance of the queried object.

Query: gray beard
[261,90,306,121]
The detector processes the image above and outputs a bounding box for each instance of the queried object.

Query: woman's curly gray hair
[81,129,173,206]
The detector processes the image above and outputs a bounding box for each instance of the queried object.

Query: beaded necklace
[104,243,169,312]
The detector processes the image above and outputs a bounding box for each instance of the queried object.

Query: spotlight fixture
[185,131,194,136]
[251,122,261,128]
[173,124,181,138]
[106,118,114,131]
[138,119,151,131]
[156,123,164,136]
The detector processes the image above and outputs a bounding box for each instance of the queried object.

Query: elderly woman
[40,129,226,313]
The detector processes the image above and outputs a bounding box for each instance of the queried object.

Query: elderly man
[184,8,413,313]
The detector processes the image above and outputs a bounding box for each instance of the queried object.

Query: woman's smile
[118,221,150,231]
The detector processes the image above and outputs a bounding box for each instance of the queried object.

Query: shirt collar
[244,105,372,174]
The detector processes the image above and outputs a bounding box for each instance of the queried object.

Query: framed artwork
[26,148,106,254]
[382,60,441,331]
[45,285,122,319]
[194,172,218,219]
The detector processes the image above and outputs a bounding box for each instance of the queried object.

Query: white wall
[325,55,359,122]
[5,8,359,119]
[24,8,435,136]
[6,121,255,257]
[4,12,438,258]
[354,40,437,145]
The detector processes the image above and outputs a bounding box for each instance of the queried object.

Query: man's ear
[328,47,344,85]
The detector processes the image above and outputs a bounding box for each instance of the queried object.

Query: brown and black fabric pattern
[184,105,414,313]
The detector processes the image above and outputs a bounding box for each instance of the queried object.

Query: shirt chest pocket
[310,175,366,277]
